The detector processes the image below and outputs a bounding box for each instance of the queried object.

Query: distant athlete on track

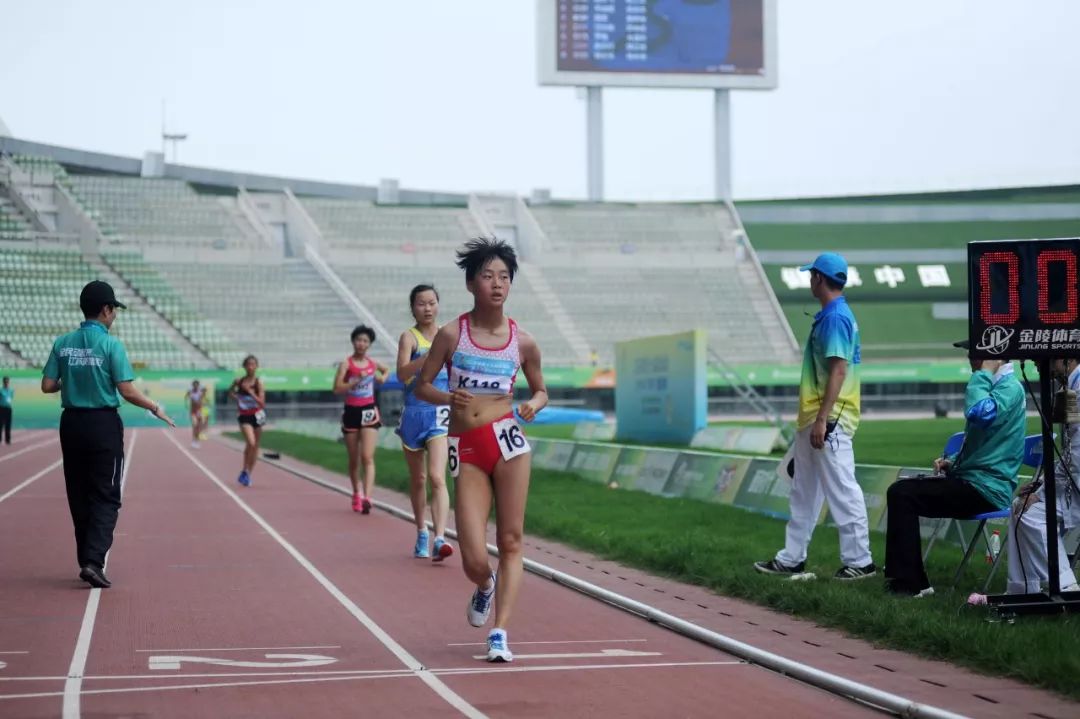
[231,355,265,487]
[185,379,208,448]
[415,238,548,663]
[396,284,454,560]
[333,325,389,514]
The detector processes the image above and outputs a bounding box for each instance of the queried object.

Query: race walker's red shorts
[449,413,531,477]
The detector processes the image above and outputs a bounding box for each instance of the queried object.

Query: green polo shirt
[43,320,135,409]
[0,387,12,408]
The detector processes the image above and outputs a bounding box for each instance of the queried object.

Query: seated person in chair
[884,341,1026,596]
[1005,357,1080,595]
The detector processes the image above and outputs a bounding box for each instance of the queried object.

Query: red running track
[0,429,878,718]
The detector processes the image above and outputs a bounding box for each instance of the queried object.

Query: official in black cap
[41,281,175,588]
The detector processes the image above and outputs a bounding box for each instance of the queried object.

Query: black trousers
[0,407,10,444]
[884,476,997,592]
[59,408,125,571]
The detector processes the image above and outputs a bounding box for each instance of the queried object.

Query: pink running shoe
[351,493,361,512]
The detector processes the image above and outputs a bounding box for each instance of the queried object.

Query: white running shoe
[486,628,512,663]
[466,572,496,627]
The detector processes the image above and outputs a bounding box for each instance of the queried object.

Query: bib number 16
[494,417,530,462]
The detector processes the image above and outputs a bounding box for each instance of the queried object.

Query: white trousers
[1007,498,1078,594]
[776,426,873,568]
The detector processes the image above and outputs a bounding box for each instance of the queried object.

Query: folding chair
[952,434,1047,592]
[920,432,966,559]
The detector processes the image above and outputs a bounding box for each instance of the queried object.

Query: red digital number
[979,251,1020,324]
[1036,249,1078,324]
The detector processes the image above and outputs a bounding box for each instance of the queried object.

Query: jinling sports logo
[975,326,1014,355]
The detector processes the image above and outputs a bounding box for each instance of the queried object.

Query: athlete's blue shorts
[396,404,449,451]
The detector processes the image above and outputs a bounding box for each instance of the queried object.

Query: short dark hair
[242,354,258,367]
[812,269,844,292]
[455,237,518,282]
[81,299,112,318]
[351,325,375,342]
[1,376,8,382]
[409,284,439,306]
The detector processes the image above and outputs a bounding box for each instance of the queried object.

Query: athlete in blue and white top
[415,238,548,664]
[396,284,453,561]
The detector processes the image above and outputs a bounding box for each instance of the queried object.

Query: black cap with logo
[79,281,127,316]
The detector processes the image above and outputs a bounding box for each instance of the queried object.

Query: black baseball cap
[953,339,970,350]
[80,280,126,316]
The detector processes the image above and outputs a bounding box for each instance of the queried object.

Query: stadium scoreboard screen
[537,0,777,89]
[968,238,1080,359]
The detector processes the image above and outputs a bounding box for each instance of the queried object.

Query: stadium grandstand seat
[69,176,262,249]
[0,247,206,370]
[0,195,34,241]
[104,251,244,369]
[530,202,733,254]
[302,200,483,253]
[154,260,363,368]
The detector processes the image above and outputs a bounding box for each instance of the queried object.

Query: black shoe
[834,563,877,581]
[79,565,112,589]
[754,558,806,576]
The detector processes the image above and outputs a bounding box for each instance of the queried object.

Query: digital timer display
[968,238,1080,359]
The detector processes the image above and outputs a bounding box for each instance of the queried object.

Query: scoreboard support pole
[985,357,1080,615]
[713,89,732,201]
[585,86,604,201]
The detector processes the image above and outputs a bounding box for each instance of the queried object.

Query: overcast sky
[3,1,1078,201]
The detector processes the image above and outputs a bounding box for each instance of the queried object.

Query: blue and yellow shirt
[796,296,861,435]
[43,320,134,409]
[403,327,448,408]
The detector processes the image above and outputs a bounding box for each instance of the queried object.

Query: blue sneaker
[486,628,512,663]
[466,572,496,627]
[414,530,431,558]
[432,536,454,562]
[237,470,250,487]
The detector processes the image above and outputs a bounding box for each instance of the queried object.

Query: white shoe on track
[486,628,512,663]
[466,572,496,627]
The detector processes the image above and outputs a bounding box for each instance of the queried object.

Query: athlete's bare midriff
[450,393,513,434]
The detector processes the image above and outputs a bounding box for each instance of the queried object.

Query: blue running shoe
[432,537,454,562]
[486,628,512,663]
[414,530,431,558]
[237,470,250,487]
[466,572,496,627]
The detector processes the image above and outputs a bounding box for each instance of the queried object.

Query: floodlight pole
[713,89,732,201]
[586,86,604,201]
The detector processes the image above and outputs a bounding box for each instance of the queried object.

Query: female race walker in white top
[396,284,454,560]
[415,238,547,663]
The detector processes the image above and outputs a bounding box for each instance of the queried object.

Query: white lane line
[163,431,486,719]
[0,437,57,463]
[135,645,341,653]
[447,638,647,647]
[0,660,743,701]
[0,459,63,504]
[469,649,661,661]
[62,430,137,719]
[0,651,30,655]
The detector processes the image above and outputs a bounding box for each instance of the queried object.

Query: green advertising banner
[4,375,218,429]
[567,443,623,485]
[530,439,576,473]
[665,453,752,504]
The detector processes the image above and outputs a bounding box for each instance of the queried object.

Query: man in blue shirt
[884,339,1026,597]
[41,281,174,589]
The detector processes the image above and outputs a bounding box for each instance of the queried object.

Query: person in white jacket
[1006,357,1080,594]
